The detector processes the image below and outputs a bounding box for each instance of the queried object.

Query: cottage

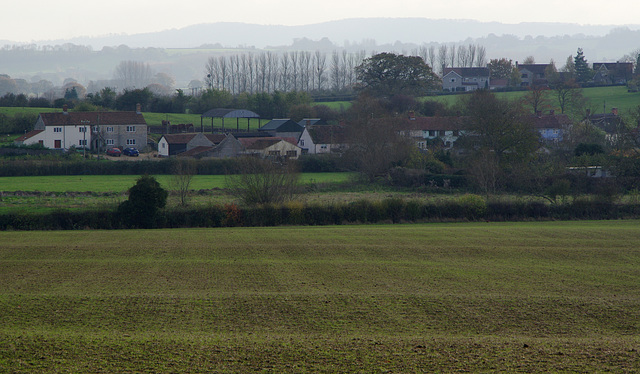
[442,67,490,92]
[592,62,634,85]
[15,105,147,151]
[158,133,226,157]
[401,114,466,149]
[297,124,349,154]
[516,63,551,86]
[531,111,572,143]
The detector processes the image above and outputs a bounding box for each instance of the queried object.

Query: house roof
[239,136,299,150]
[15,129,44,141]
[298,118,327,127]
[203,134,226,144]
[517,64,550,75]
[405,116,466,131]
[259,119,304,132]
[307,125,349,144]
[39,111,146,126]
[592,62,633,73]
[201,108,260,118]
[443,67,490,78]
[177,146,215,157]
[161,133,198,145]
[530,114,572,129]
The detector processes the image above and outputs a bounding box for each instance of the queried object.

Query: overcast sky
[3,0,640,43]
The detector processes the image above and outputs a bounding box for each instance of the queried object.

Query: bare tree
[114,60,153,90]
[170,159,196,206]
[314,51,327,91]
[475,45,487,67]
[226,157,300,206]
[438,44,448,75]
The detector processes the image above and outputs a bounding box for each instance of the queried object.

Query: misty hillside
[32,18,638,50]
[2,18,639,88]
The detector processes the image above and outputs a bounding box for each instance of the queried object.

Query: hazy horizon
[3,0,640,43]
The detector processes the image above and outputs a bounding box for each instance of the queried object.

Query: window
[161,143,166,148]
[428,130,436,137]
[53,127,62,133]
[268,150,281,156]
[300,139,305,146]
[286,150,297,158]
[79,127,87,133]
[106,139,114,145]
[450,78,456,83]
[78,139,87,146]
[126,126,136,132]
[106,127,114,133]
[521,73,528,78]
[126,139,136,145]
[320,145,328,149]
[439,131,446,137]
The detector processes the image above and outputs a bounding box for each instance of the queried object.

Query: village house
[442,67,490,92]
[297,124,349,154]
[592,62,634,85]
[175,134,245,159]
[401,113,466,149]
[157,133,226,157]
[531,110,572,143]
[15,104,147,151]
[516,63,551,86]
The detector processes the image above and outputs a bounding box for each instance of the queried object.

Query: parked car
[106,147,121,157]
[122,147,139,157]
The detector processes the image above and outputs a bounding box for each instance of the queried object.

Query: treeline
[1,197,639,231]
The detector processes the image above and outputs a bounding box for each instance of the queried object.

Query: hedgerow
[2,198,640,230]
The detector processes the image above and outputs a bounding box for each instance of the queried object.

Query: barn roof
[201,108,260,118]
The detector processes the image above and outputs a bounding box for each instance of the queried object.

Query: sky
[3,0,640,43]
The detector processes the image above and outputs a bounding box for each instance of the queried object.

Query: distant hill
[27,18,640,51]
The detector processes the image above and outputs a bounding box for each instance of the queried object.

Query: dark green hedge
[2,199,640,230]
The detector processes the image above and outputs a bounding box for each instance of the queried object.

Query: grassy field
[1,220,639,371]
[425,85,640,114]
[0,173,353,193]
[0,173,359,213]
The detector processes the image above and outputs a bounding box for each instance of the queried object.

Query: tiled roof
[177,146,214,157]
[530,114,572,129]
[517,64,550,75]
[405,116,466,131]
[15,129,44,141]
[239,137,299,150]
[204,134,226,144]
[161,133,198,144]
[259,119,303,132]
[307,125,349,144]
[39,111,146,126]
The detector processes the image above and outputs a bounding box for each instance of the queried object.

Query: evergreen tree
[574,48,593,83]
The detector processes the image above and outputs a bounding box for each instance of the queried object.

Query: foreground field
[1,221,639,372]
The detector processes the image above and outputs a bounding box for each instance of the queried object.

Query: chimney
[136,103,141,114]
[63,104,68,114]
[612,107,618,116]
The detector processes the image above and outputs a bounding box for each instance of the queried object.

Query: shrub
[117,175,168,229]
[455,194,487,219]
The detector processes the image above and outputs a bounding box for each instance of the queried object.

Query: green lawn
[1,221,639,371]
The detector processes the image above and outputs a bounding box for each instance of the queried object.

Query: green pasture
[424,85,640,114]
[1,221,639,371]
[0,172,353,193]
